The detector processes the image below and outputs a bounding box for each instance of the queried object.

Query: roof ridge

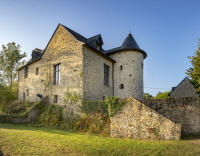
[61,24,87,42]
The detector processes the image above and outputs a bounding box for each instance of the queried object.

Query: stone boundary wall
[0,105,40,124]
[144,97,200,135]
[110,98,181,140]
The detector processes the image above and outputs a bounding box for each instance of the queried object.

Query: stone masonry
[18,24,147,116]
[145,97,200,135]
[110,98,181,140]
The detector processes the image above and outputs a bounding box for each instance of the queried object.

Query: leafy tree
[153,91,170,99]
[0,42,26,93]
[186,41,200,92]
[144,93,153,99]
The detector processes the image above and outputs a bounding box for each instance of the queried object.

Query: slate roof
[86,34,103,45]
[105,33,147,58]
[169,77,199,97]
[62,25,87,42]
[18,24,146,71]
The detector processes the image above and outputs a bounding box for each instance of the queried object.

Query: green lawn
[0,124,200,156]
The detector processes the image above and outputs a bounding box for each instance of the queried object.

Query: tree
[186,41,200,92]
[153,91,170,99]
[144,93,153,99]
[0,42,26,93]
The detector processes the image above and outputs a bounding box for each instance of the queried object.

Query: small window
[54,95,58,103]
[36,67,39,75]
[96,42,100,50]
[142,63,143,69]
[120,65,123,71]
[24,66,28,78]
[53,63,61,85]
[104,64,109,86]
[27,89,29,96]
[23,92,25,102]
[120,84,124,89]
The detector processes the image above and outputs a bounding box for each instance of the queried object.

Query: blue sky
[0,0,200,95]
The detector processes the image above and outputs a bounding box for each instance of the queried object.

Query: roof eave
[17,57,41,71]
[107,48,147,59]
[84,44,116,63]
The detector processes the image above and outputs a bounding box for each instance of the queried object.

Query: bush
[2,100,35,115]
[74,113,109,135]
[0,82,18,113]
[38,105,63,127]
[105,96,126,117]
[81,100,108,115]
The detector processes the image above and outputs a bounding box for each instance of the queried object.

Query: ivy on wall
[64,87,81,105]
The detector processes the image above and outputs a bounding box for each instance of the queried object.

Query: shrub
[74,113,109,135]
[0,82,18,113]
[38,105,63,127]
[81,100,108,115]
[2,100,35,115]
[105,96,126,117]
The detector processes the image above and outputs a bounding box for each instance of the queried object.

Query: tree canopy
[0,42,26,92]
[153,91,170,99]
[186,41,200,93]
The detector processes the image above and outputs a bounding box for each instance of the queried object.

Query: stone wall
[18,24,84,115]
[18,60,42,102]
[110,98,181,140]
[109,50,144,101]
[83,46,113,101]
[145,97,200,135]
[0,104,41,124]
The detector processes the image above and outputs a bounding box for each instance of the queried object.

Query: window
[53,63,61,85]
[54,95,58,103]
[120,84,124,89]
[96,42,100,50]
[104,64,109,86]
[120,65,123,71]
[23,92,25,102]
[36,67,39,75]
[24,66,28,78]
[27,89,29,96]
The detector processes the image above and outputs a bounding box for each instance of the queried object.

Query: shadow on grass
[0,123,78,136]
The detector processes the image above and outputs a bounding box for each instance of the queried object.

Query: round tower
[107,33,147,101]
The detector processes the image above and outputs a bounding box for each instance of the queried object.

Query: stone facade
[18,60,42,102]
[83,46,113,101]
[110,98,181,140]
[18,24,146,115]
[145,97,200,135]
[170,77,199,98]
[18,25,84,115]
[109,51,144,101]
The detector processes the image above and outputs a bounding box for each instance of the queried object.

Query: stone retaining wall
[110,98,181,140]
[145,97,200,135]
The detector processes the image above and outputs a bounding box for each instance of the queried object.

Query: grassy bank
[0,123,200,156]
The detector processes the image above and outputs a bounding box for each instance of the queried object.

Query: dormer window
[96,43,100,50]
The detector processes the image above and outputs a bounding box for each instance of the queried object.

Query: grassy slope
[0,124,200,156]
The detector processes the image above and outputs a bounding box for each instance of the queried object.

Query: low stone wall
[0,106,40,124]
[110,98,181,140]
[145,97,200,135]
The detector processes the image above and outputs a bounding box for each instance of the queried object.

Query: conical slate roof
[121,33,140,49]
[106,33,147,58]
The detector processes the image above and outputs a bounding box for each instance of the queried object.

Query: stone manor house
[17,24,147,110]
